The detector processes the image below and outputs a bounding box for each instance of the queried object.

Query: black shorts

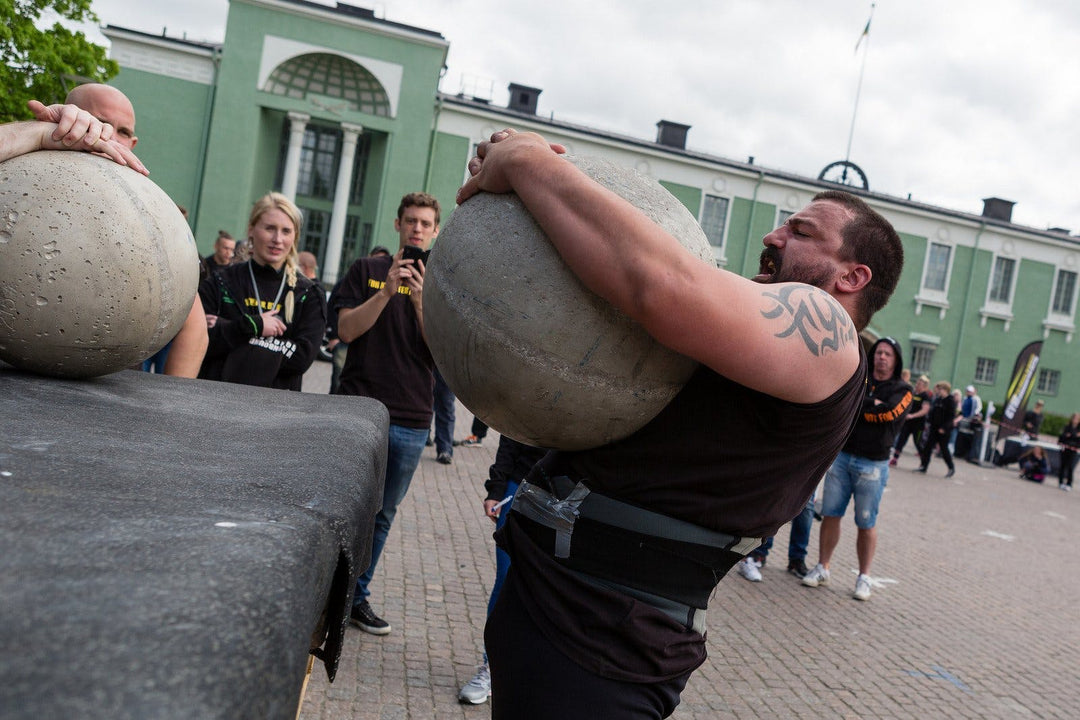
[485,570,692,720]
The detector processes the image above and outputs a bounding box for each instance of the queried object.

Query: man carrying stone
[331,192,440,635]
[457,129,904,719]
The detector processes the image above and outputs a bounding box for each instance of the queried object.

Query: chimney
[655,120,691,150]
[507,83,542,115]
[981,197,1015,223]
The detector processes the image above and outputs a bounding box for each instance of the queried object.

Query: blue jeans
[354,423,428,602]
[141,340,171,374]
[822,451,888,529]
[487,481,518,617]
[432,367,455,456]
[750,493,814,562]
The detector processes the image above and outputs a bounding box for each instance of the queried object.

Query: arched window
[263,53,390,117]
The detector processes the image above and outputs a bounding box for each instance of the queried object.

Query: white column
[322,122,363,285]
[280,112,310,201]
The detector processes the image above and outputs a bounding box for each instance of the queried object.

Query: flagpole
[844,3,875,177]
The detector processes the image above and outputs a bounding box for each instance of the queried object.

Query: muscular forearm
[163,299,209,378]
[336,291,392,343]
[0,122,50,162]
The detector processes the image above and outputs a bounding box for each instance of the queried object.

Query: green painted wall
[727,197,778,278]
[195,0,447,257]
[657,180,700,216]
[108,67,212,221]
[425,130,470,230]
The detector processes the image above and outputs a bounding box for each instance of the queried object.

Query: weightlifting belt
[510,478,763,634]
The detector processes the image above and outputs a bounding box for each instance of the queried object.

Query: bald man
[32,85,209,378]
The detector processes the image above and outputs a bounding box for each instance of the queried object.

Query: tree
[0,0,118,122]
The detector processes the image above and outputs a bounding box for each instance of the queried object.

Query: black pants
[893,420,924,455]
[919,427,954,471]
[485,570,691,720]
[1060,449,1077,486]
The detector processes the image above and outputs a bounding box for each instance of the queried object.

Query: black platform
[0,366,387,719]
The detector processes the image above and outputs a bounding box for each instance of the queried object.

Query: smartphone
[401,245,430,266]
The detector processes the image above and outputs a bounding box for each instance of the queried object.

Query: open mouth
[753,249,780,282]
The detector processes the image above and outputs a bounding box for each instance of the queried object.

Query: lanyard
[247,260,287,317]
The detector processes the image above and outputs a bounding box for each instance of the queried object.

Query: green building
[101,0,1080,419]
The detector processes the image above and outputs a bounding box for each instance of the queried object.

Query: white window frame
[699,193,731,266]
[1043,266,1077,342]
[974,357,998,385]
[1037,368,1061,396]
[914,241,954,318]
[980,253,1018,330]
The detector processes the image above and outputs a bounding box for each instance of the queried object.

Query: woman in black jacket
[198,192,326,391]
[916,380,957,477]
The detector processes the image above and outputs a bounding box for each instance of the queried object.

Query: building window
[1037,368,1061,395]
[989,256,1016,303]
[699,194,729,258]
[298,208,330,262]
[1051,269,1077,315]
[348,133,372,205]
[922,242,951,292]
[298,127,341,199]
[974,357,998,384]
[911,342,935,376]
[776,209,794,227]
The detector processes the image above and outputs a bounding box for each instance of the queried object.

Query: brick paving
[299,360,1079,719]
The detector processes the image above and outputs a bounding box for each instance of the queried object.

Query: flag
[855,5,874,53]
[996,340,1043,442]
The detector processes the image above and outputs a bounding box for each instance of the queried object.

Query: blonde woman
[197,192,326,390]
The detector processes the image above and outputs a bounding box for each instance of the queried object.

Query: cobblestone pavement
[299,360,1079,718]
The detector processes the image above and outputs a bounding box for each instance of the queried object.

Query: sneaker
[458,662,491,704]
[787,558,809,578]
[736,557,762,582]
[425,436,434,447]
[802,563,830,588]
[914,466,928,473]
[945,467,955,478]
[437,452,453,465]
[350,600,391,635]
[853,574,872,601]
[454,435,482,447]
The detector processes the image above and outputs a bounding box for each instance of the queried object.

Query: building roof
[441,92,1078,244]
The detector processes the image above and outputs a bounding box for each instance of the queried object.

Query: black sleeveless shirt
[501,347,867,682]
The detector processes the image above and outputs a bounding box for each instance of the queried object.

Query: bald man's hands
[25,101,147,175]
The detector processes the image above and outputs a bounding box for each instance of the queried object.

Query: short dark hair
[813,190,903,330]
[398,192,441,226]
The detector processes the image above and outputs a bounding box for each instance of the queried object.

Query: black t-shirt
[500,348,867,682]
[331,256,434,428]
[197,260,326,391]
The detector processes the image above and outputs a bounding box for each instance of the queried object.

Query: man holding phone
[331,192,440,635]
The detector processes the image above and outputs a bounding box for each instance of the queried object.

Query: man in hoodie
[802,337,912,601]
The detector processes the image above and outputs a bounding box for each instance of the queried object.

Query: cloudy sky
[76,0,1080,233]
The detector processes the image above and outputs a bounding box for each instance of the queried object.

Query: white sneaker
[801,563,830,587]
[853,574,872,601]
[736,557,763,582]
[458,662,490,704]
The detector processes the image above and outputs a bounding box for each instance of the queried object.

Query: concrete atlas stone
[424,155,714,450]
[0,151,199,378]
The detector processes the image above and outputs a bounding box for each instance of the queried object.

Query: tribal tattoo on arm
[760,285,857,356]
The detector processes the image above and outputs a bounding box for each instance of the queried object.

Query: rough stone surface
[424,155,713,450]
[0,365,388,719]
[0,151,199,378]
